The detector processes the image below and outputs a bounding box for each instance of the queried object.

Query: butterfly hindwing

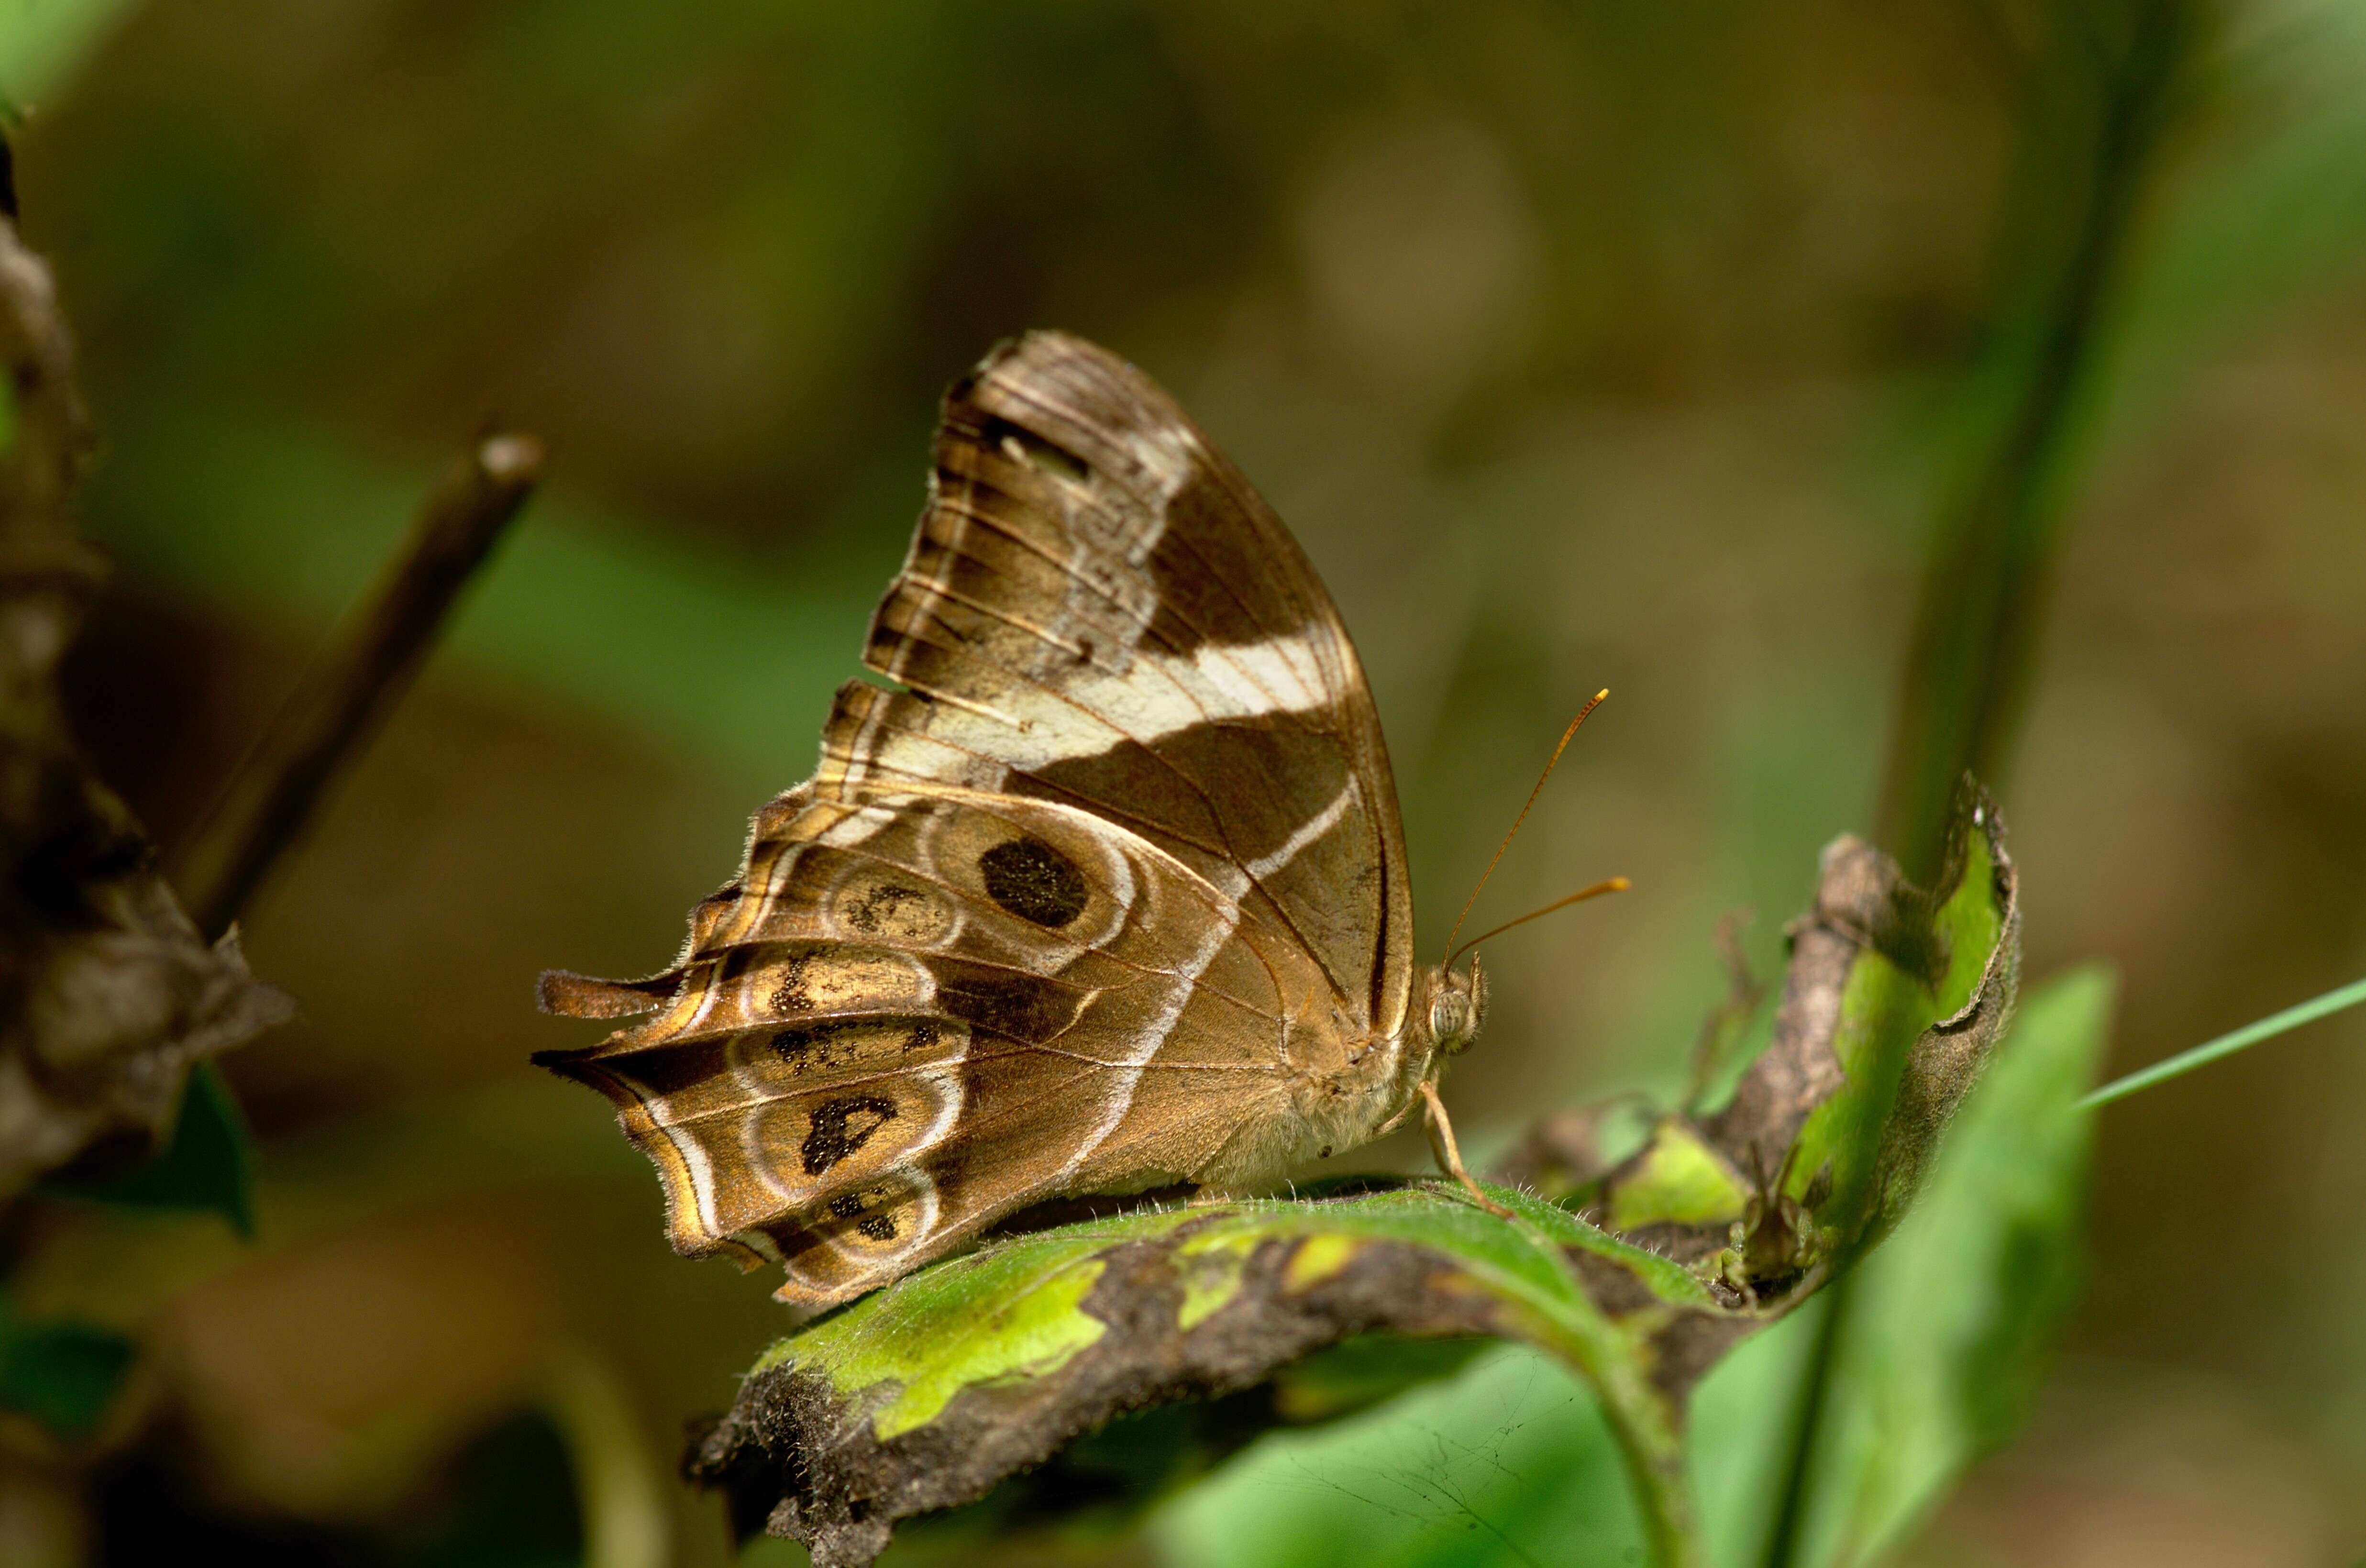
[540,781,1345,1300]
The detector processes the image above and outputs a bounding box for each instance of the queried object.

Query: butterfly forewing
[538,332,1419,1305]
[859,335,1413,1027]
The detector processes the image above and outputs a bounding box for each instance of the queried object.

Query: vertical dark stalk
[1760,1286,1853,1568]
[1766,3,2197,1564]
[1874,0,2196,881]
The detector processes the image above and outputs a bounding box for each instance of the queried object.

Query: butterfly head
[1424,953,1490,1058]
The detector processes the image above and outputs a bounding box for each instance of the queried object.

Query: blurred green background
[3,0,2363,1563]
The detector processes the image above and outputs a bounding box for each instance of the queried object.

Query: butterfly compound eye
[1427,957,1489,1056]
[1429,992,1466,1046]
[1429,987,1475,1054]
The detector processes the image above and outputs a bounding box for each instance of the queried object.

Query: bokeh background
[4,1,2364,1564]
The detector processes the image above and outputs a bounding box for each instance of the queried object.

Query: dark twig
[176,432,545,935]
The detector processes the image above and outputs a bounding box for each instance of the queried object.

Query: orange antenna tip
[1446,876,1629,968]
[1438,692,1613,967]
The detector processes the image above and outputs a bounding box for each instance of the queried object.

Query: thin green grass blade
[2079,975,2366,1110]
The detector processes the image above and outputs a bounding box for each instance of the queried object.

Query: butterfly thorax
[1196,956,1487,1191]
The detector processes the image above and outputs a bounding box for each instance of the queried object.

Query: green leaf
[45,1062,256,1235]
[0,1296,137,1443]
[0,0,141,107]
[1159,1342,1648,1568]
[1155,1292,1833,1568]
[1604,1118,1752,1235]
[1794,966,2114,1565]
[692,1182,1746,1568]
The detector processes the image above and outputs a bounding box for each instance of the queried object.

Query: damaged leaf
[694,787,2020,1568]
[905,1331,1487,1553]
[693,1181,1748,1568]
[1563,781,2021,1299]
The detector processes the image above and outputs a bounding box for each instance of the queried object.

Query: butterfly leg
[1369,1093,1420,1141]
[1419,1079,1514,1219]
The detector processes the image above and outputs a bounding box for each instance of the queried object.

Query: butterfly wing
[542,780,1356,1303]
[538,333,1417,1304]
[850,331,1415,1027]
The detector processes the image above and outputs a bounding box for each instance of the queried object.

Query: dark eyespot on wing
[802,1095,899,1176]
[978,836,1089,927]
[857,1213,899,1241]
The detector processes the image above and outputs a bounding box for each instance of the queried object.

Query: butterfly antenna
[1439,689,1610,967]
[1446,877,1629,969]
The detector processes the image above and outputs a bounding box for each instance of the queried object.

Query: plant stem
[174,431,544,935]
[1761,1287,1849,1568]
[1874,0,2193,883]
[1768,5,2196,1564]
[1566,1351,1705,1568]
[1625,1440,1708,1568]
[1504,1200,1710,1568]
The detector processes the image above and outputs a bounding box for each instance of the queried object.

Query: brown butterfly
[535,332,1591,1308]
